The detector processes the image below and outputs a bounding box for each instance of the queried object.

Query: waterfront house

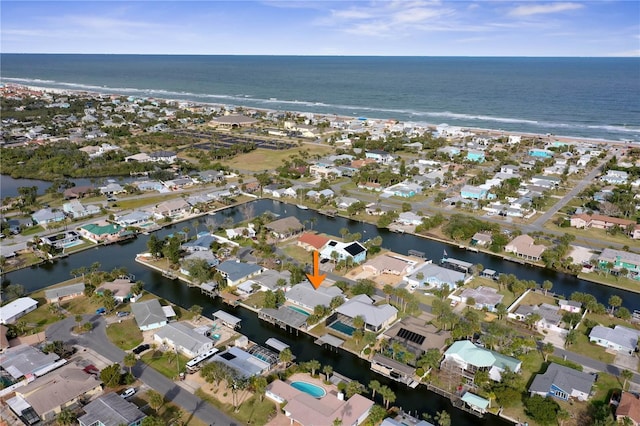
[149,150,177,163]
[319,240,367,264]
[153,322,214,358]
[466,149,485,162]
[181,233,217,252]
[266,379,374,426]
[336,196,359,209]
[79,222,125,244]
[63,185,94,199]
[0,297,38,325]
[382,316,450,359]
[441,340,521,382]
[153,198,190,220]
[40,230,81,250]
[597,248,640,278]
[62,199,100,219]
[131,299,168,331]
[135,180,166,192]
[252,269,292,292]
[529,362,595,401]
[404,262,467,289]
[616,392,640,425]
[163,177,194,190]
[210,346,270,378]
[297,233,330,252]
[504,235,546,261]
[600,169,629,185]
[44,283,85,304]
[78,392,146,426]
[114,210,153,227]
[285,283,344,310]
[570,213,635,232]
[589,325,640,354]
[471,232,492,246]
[512,303,563,331]
[215,260,263,287]
[365,149,394,164]
[333,294,397,332]
[97,278,135,303]
[396,211,423,226]
[459,287,504,312]
[8,363,102,422]
[99,183,125,195]
[559,300,582,313]
[265,216,304,240]
[31,208,66,226]
[370,353,417,386]
[180,251,219,276]
[362,254,417,276]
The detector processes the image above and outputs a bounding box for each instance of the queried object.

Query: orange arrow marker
[306,250,326,289]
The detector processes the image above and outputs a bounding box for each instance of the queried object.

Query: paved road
[46,315,239,426]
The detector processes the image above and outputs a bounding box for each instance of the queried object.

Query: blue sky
[1,1,638,56]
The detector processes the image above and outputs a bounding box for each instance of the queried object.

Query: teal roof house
[441,340,521,382]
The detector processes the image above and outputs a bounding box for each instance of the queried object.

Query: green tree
[147,389,165,412]
[524,395,560,424]
[541,342,555,362]
[251,375,268,401]
[124,352,137,375]
[434,410,451,426]
[542,280,553,295]
[184,259,213,284]
[146,234,163,258]
[141,416,165,426]
[279,348,293,367]
[189,304,203,322]
[621,369,634,390]
[417,348,442,371]
[352,315,365,330]
[345,380,365,398]
[100,363,122,388]
[323,364,333,382]
[56,408,77,426]
[608,295,622,315]
[365,405,387,425]
[379,385,396,409]
[368,380,381,399]
[162,236,182,264]
[307,359,321,377]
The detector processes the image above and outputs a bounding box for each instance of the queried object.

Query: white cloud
[509,2,583,17]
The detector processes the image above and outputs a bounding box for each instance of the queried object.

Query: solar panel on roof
[221,352,236,361]
[397,327,426,345]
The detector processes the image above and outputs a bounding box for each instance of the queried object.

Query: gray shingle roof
[589,325,640,351]
[216,260,262,283]
[529,363,595,396]
[78,392,146,426]
[44,283,85,301]
[154,322,212,355]
[131,299,166,328]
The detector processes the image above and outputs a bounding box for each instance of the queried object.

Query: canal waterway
[4,199,639,424]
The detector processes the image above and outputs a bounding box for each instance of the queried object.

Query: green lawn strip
[243,291,267,309]
[140,350,190,379]
[577,272,640,294]
[18,304,65,333]
[115,194,180,210]
[281,244,314,264]
[544,217,635,248]
[195,388,276,425]
[138,390,208,426]
[21,225,45,236]
[105,320,144,350]
[62,295,105,316]
[518,291,558,307]
[220,145,332,171]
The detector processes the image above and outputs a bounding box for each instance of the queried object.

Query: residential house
[215,260,263,287]
[62,200,100,219]
[31,208,66,226]
[383,316,450,361]
[265,217,304,240]
[153,322,214,358]
[97,278,135,303]
[530,175,560,188]
[396,211,423,226]
[266,379,374,426]
[601,170,629,185]
[307,188,335,201]
[437,146,461,157]
[181,234,217,252]
[365,149,394,164]
[512,303,563,331]
[45,283,85,304]
[616,392,640,425]
[404,263,467,289]
[180,251,219,276]
[114,210,153,227]
[460,185,489,200]
[459,287,504,312]
[297,233,330,252]
[0,344,60,380]
[153,199,190,219]
[285,283,344,310]
[559,300,582,313]
[78,392,146,426]
[362,254,417,276]
[79,222,125,244]
[441,340,522,382]
[471,232,492,247]
[131,299,168,331]
[210,346,270,378]
[99,183,125,195]
[383,182,420,198]
[597,248,640,278]
[333,294,397,332]
[149,150,177,163]
[8,363,102,422]
[63,185,94,199]
[365,203,395,216]
[225,224,256,240]
[319,240,367,264]
[163,177,194,190]
[208,114,258,129]
[252,269,292,292]
[0,297,38,324]
[40,230,81,250]
[309,164,342,179]
[529,363,595,401]
[504,235,546,261]
[500,165,520,175]
[589,325,640,354]
[570,213,635,232]
[198,170,225,183]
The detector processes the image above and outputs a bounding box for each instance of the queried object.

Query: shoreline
[7,82,638,146]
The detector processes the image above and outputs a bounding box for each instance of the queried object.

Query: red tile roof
[298,233,330,250]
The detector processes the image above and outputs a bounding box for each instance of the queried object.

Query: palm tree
[368,380,381,399]
[189,304,203,322]
[434,410,451,426]
[379,385,396,409]
[541,342,554,362]
[621,369,634,390]
[251,376,268,401]
[323,364,333,382]
[542,280,553,295]
[279,348,293,367]
[147,390,164,413]
[124,352,137,375]
[307,359,321,377]
[609,295,622,315]
[56,408,76,426]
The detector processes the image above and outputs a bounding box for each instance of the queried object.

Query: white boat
[296,204,309,210]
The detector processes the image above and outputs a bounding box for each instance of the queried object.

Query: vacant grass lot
[577,272,640,293]
[195,389,276,425]
[221,145,333,171]
[141,350,190,379]
[114,194,179,210]
[544,216,634,248]
[106,319,143,350]
[137,390,208,426]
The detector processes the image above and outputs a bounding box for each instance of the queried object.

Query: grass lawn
[195,389,277,425]
[105,319,143,350]
[281,244,315,265]
[62,295,104,315]
[2,251,43,272]
[18,305,65,334]
[136,390,208,426]
[21,225,45,236]
[592,371,621,401]
[141,350,190,379]
[62,240,95,253]
[544,217,634,248]
[519,291,557,307]
[577,272,640,294]
[115,194,179,210]
[568,324,615,364]
[585,312,640,330]
[243,291,267,309]
[221,145,333,171]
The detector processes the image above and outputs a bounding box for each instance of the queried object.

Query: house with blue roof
[529,363,595,401]
[215,260,263,287]
[441,340,521,382]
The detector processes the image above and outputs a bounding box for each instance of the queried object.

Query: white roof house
[0,297,38,325]
[153,322,214,358]
[336,294,398,332]
[589,325,640,354]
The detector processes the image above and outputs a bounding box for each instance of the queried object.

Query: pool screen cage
[247,345,279,366]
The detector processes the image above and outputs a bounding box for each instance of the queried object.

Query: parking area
[614,352,639,372]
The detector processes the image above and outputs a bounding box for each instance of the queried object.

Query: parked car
[121,388,135,398]
[96,307,106,315]
[116,311,130,317]
[132,343,150,355]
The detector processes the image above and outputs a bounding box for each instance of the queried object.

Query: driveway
[614,352,639,372]
[46,315,239,426]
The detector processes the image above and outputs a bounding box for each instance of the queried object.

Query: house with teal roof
[79,222,124,244]
[441,340,521,382]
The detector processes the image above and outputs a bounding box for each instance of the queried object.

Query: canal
[4,199,639,424]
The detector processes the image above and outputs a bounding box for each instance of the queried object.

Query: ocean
[1,54,639,142]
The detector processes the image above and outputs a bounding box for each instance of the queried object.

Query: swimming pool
[291,381,326,398]
[288,305,310,316]
[329,320,355,336]
[62,240,83,249]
